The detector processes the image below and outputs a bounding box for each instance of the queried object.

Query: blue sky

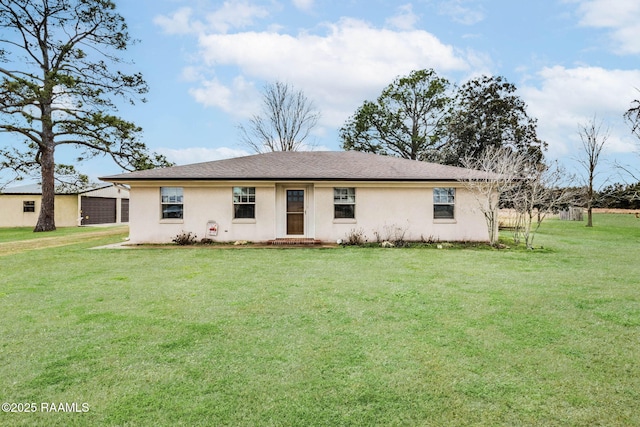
[4,0,640,185]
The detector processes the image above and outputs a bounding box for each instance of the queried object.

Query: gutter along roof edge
[100,176,472,183]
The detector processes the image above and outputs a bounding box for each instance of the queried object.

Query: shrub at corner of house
[172,231,197,246]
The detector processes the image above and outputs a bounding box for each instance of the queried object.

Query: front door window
[286,190,304,235]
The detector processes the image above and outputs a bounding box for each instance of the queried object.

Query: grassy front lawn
[0,215,639,426]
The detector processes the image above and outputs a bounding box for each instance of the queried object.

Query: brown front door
[286,189,304,235]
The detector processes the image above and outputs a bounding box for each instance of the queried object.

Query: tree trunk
[586,186,594,227]
[486,210,499,246]
[34,83,57,232]
[34,145,56,232]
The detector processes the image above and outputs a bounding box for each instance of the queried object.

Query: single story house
[0,183,130,227]
[100,151,496,244]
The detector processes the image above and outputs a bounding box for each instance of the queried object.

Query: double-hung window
[334,188,355,219]
[233,187,255,219]
[433,188,455,219]
[161,187,183,219]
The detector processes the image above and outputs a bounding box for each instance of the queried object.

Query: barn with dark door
[80,196,117,225]
[0,183,129,227]
[78,185,129,225]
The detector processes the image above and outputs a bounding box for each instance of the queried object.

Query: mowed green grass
[0,215,639,426]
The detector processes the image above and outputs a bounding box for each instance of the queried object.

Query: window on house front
[233,187,255,219]
[334,187,355,219]
[161,187,183,219]
[23,201,35,213]
[433,188,455,219]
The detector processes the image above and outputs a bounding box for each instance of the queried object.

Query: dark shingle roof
[100,151,497,182]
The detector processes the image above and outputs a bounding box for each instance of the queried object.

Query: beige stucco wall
[128,183,277,243]
[313,183,490,243]
[125,181,493,244]
[0,194,79,227]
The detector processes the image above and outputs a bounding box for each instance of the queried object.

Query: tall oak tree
[340,69,452,162]
[446,75,546,166]
[340,71,545,166]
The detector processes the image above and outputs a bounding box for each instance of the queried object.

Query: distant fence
[559,207,584,221]
[499,208,584,229]
[498,209,520,230]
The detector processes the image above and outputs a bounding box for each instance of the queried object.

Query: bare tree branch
[509,161,577,248]
[238,81,320,153]
[576,116,609,227]
[460,146,528,245]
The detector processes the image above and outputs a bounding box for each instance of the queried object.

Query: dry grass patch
[0,226,128,256]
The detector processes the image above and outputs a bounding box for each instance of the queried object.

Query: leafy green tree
[0,0,171,232]
[340,72,545,166]
[340,69,452,161]
[445,75,546,166]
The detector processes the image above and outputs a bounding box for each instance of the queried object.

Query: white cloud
[154,1,269,35]
[520,66,640,158]
[386,4,420,31]
[157,147,251,165]
[194,17,476,127]
[189,75,259,118]
[571,0,640,54]
[153,7,202,35]
[438,0,484,25]
[180,66,203,83]
[204,1,270,33]
[292,0,314,12]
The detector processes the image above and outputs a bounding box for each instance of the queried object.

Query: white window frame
[334,187,356,220]
[160,187,184,220]
[233,187,256,219]
[433,187,455,220]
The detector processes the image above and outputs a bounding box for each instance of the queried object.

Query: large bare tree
[576,117,608,227]
[238,81,321,153]
[0,0,170,232]
[623,93,640,181]
[624,95,640,142]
